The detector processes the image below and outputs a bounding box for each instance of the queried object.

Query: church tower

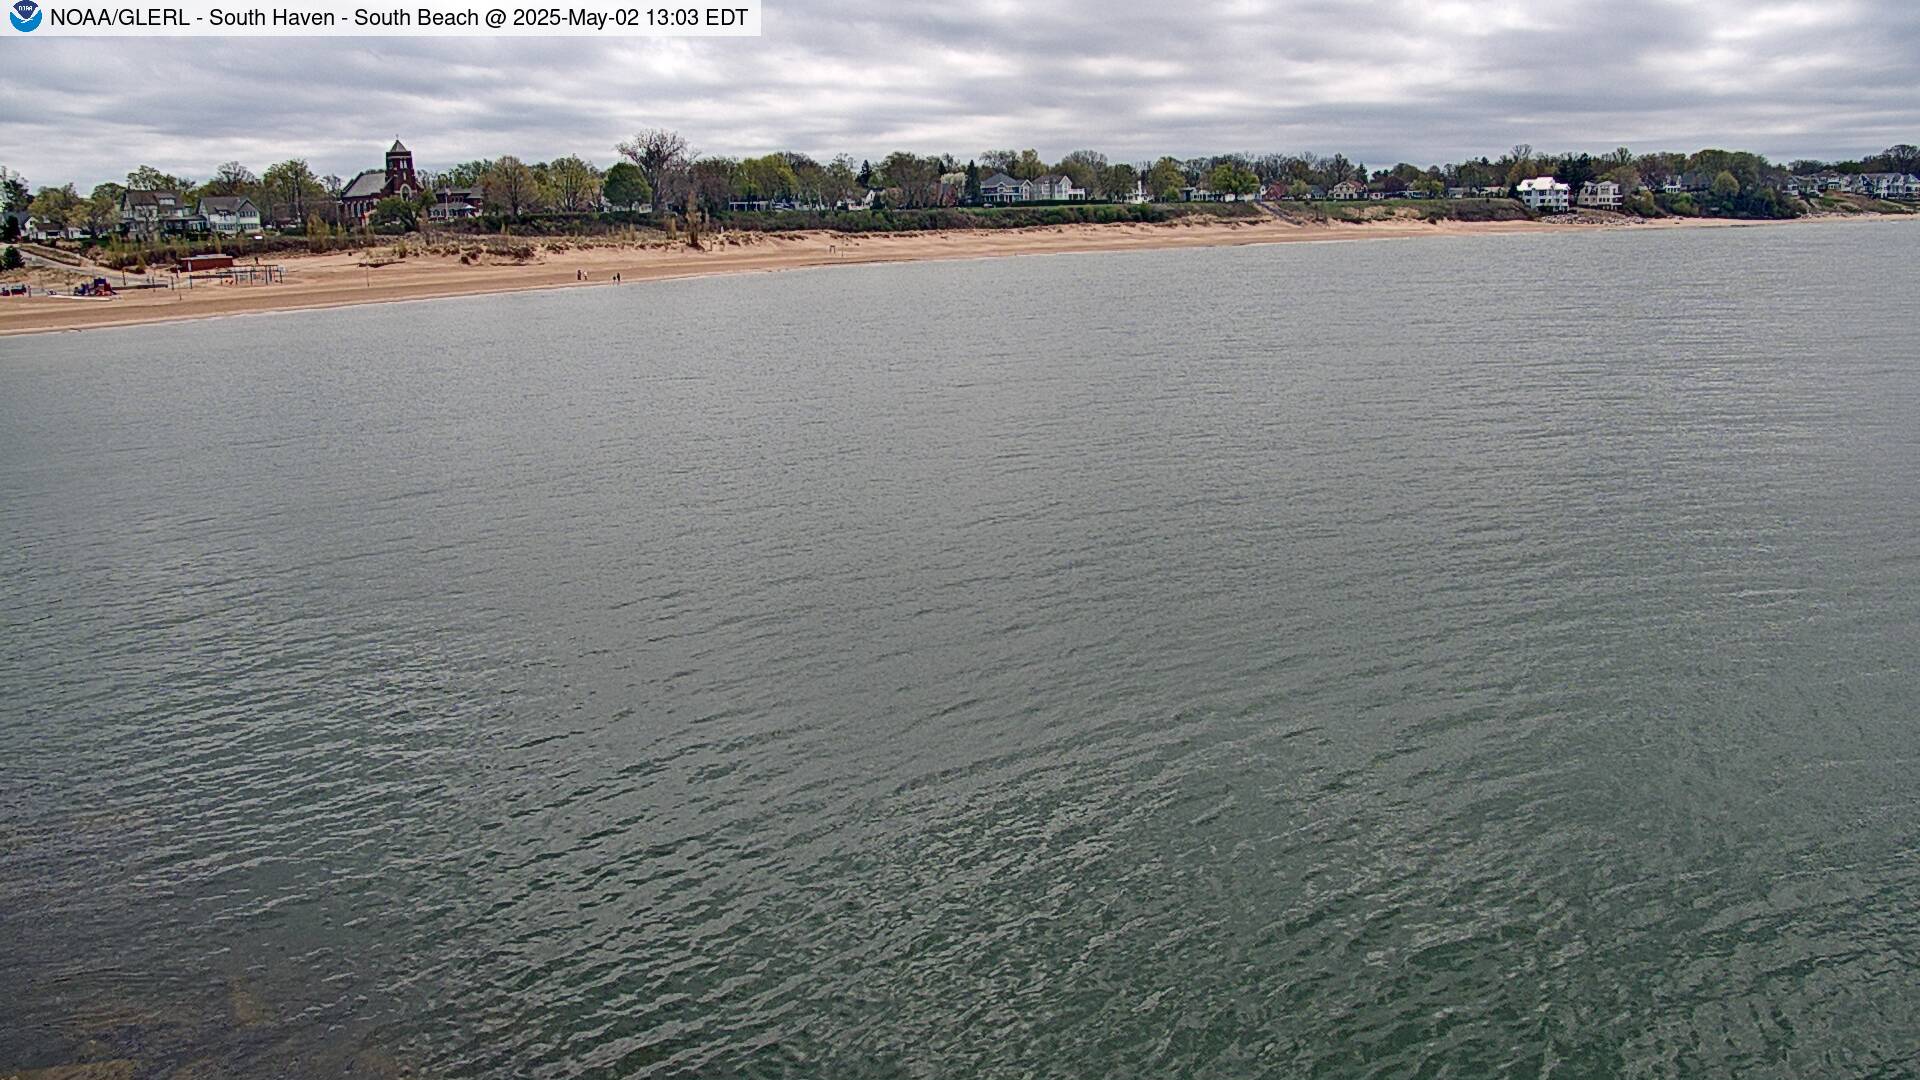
[385,139,418,198]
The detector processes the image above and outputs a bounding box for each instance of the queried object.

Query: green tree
[204,161,257,197]
[1056,150,1108,199]
[439,160,494,187]
[1710,170,1740,199]
[547,155,603,213]
[739,153,798,203]
[369,197,419,233]
[28,184,82,235]
[686,157,739,214]
[1012,149,1046,180]
[263,159,327,226]
[979,150,1017,175]
[482,156,540,217]
[821,156,859,208]
[784,153,826,207]
[2,245,24,271]
[84,184,121,236]
[126,165,191,192]
[1147,157,1185,201]
[1101,162,1139,201]
[1207,163,1259,198]
[602,162,650,210]
[878,151,942,208]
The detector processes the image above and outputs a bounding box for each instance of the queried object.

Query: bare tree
[615,128,690,214]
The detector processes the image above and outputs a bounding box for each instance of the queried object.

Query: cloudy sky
[3,0,1918,188]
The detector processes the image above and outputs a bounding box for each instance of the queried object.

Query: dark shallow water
[3,220,1919,1079]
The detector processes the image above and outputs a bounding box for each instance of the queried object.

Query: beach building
[339,140,422,224]
[1517,176,1571,212]
[1576,180,1622,210]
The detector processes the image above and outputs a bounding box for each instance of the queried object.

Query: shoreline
[1,212,1909,338]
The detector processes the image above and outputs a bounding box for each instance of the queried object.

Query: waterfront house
[1030,174,1086,201]
[1576,180,1622,210]
[1786,173,1844,197]
[1857,173,1919,199]
[120,190,202,237]
[27,216,91,241]
[1330,180,1365,200]
[197,196,262,234]
[339,139,423,224]
[979,172,1032,204]
[1517,176,1571,212]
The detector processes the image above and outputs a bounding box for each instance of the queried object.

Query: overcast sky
[3,0,1918,188]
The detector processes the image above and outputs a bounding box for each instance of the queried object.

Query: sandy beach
[0,212,1890,338]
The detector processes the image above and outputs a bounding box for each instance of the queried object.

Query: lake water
[3,220,1918,1079]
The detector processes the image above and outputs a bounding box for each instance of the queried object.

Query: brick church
[339,139,422,223]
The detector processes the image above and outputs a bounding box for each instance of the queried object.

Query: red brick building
[339,140,422,223]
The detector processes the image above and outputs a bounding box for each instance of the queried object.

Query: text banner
[5,0,760,35]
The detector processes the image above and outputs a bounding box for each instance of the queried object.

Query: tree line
[4,136,1915,243]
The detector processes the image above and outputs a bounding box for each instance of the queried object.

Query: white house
[1330,180,1366,200]
[1517,176,1571,212]
[197,196,262,235]
[837,188,876,211]
[1576,180,1622,210]
[26,216,90,241]
[1856,173,1919,199]
[1029,174,1086,201]
[979,172,1032,204]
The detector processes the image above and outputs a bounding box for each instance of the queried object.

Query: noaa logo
[9,0,40,30]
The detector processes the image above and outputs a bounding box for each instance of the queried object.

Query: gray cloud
[3,0,1917,188]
